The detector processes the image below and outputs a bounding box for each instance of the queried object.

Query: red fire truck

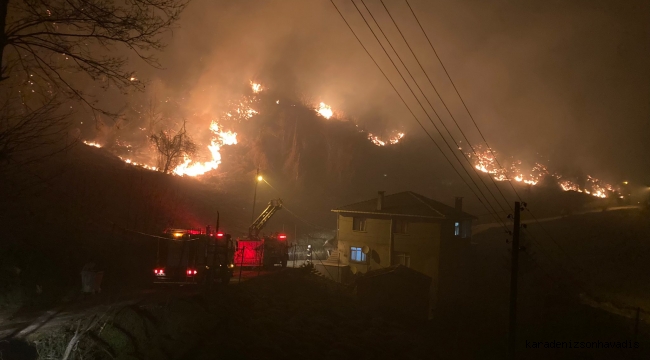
[153,227,235,285]
[235,199,290,269]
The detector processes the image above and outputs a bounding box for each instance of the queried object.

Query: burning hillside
[466,145,621,198]
[82,80,406,180]
[79,78,626,208]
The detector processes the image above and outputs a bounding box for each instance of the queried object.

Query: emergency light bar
[278,234,287,240]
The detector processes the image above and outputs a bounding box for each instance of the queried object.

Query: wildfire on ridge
[368,132,405,147]
[82,120,239,177]
[466,145,618,198]
[316,102,333,119]
[115,83,258,177]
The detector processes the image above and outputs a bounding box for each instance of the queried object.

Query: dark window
[352,217,366,231]
[463,221,472,238]
[394,219,408,234]
[350,246,366,262]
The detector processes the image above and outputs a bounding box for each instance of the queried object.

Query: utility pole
[508,201,521,360]
[251,167,260,222]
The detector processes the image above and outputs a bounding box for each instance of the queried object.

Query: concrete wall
[393,221,441,280]
[337,214,443,281]
[337,215,391,273]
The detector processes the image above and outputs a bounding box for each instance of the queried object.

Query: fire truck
[235,199,290,269]
[153,226,235,285]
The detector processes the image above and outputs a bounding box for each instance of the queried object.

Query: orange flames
[119,157,158,171]
[467,146,618,198]
[172,121,238,177]
[250,81,263,94]
[83,140,101,148]
[83,121,238,177]
[107,82,258,177]
[316,102,333,119]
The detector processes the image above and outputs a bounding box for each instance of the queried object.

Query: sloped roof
[331,191,476,219]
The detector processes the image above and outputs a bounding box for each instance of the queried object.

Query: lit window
[353,217,366,231]
[350,246,366,262]
[394,219,408,234]
[454,222,460,236]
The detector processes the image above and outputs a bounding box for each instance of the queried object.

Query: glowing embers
[367,132,405,146]
[468,146,544,185]
[466,146,617,198]
[472,146,498,174]
[316,102,333,119]
[226,96,258,121]
[119,157,158,171]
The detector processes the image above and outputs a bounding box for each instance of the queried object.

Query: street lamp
[251,168,263,222]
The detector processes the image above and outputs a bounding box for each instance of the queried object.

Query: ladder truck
[235,199,290,269]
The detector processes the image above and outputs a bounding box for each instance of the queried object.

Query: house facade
[330,191,475,308]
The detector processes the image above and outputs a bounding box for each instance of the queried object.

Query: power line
[369,0,606,301]
[379,0,513,212]
[345,0,508,228]
[362,0,636,326]
[403,0,589,276]
[404,0,511,186]
[359,0,512,220]
[283,204,335,231]
[261,179,335,231]
[521,227,583,287]
[328,0,507,229]
[334,1,587,295]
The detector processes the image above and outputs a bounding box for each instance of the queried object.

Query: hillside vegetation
[0,144,247,309]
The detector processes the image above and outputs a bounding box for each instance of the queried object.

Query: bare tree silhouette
[0,91,72,174]
[149,119,196,174]
[0,0,190,117]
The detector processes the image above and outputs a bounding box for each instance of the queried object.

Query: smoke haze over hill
[76,0,649,210]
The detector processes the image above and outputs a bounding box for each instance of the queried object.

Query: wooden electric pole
[508,201,521,360]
